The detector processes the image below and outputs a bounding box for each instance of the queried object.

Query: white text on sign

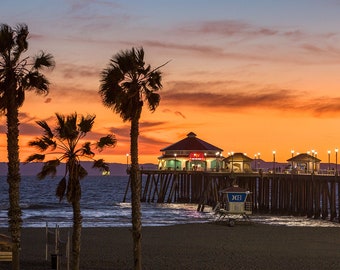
[232,195,243,201]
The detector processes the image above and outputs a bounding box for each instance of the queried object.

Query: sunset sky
[1,0,340,165]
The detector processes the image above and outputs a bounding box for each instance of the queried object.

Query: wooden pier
[123,170,340,221]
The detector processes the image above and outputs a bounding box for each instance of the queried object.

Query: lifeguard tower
[214,185,252,226]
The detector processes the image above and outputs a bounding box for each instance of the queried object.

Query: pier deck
[123,170,340,221]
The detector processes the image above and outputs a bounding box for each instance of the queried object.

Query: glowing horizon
[1,0,340,165]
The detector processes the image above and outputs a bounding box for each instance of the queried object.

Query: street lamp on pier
[291,150,294,171]
[254,154,257,170]
[335,148,338,176]
[126,153,129,173]
[272,151,276,173]
[174,153,177,171]
[231,152,234,172]
[328,150,331,172]
[126,153,129,167]
[311,150,315,174]
[215,152,220,172]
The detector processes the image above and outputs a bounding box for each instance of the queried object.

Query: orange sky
[1,1,340,165]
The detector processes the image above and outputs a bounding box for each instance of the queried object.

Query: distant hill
[0,162,158,176]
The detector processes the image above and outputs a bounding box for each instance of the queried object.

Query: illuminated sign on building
[189,152,205,161]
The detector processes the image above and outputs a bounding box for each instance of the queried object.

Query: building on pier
[286,153,321,173]
[158,132,223,171]
[223,152,253,173]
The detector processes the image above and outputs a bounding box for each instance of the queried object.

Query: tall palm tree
[26,113,116,270]
[0,23,54,270]
[99,47,166,270]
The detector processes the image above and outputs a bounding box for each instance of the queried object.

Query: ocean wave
[20,203,68,210]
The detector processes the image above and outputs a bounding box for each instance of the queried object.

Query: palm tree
[0,23,55,270]
[99,47,166,270]
[26,113,116,270]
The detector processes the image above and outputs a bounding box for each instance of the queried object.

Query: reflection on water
[1,175,340,228]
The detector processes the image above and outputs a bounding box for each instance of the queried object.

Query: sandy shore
[1,221,340,270]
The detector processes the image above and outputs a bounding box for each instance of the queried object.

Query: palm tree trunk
[71,198,82,270]
[6,88,22,270]
[130,114,142,270]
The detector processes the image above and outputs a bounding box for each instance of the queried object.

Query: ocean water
[0,175,213,228]
[1,175,340,228]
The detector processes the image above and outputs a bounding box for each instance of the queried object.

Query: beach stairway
[46,223,70,270]
[0,234,12,264]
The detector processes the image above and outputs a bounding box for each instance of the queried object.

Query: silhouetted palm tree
[99,47,166,270]
[26,113,116,270]
[0,23,54,269]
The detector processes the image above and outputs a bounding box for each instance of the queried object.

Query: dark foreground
[1,222,340,270]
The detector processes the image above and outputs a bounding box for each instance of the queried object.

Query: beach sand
[1,221,340,270]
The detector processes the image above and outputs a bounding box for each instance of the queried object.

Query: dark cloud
[182,20,278,38]
[175,111,186,119]
[60,64,100,79]
[177,19,336,43]
[48,84,100,103]
[19,122,42,136]
[161,108,186,119]
[161,81,340,117]
[106,121,174,155]
[140,121,167,129]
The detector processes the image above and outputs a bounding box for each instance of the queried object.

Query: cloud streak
[161,81,340,117]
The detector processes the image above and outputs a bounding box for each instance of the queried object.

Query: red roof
[160,132,223,152]
[220,185,248,193]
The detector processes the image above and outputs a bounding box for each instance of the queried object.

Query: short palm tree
[99,47,166,270]
[0,23,54,269]
[26,112,116,270]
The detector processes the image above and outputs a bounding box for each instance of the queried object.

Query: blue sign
[227,192,247,203]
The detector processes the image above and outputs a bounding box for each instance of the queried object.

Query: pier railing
[123,170,340,222]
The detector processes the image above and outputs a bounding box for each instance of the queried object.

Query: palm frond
[25,153,45,162]
[99,47,166,124]
[36,120,53,138]
[13,23,28,60]
[93,159,109,172]
[56,177,66,202]
[33,51,55,70]
[28,135,56,151]
[37,159,60,179]
[78,164,88,180]
[147,70,162,90]
[78,114,95,133]
[79,142,94,157]
[28,138,50,151]
[24,71,50,94]
[56,113,79,140]
[97,134,117,151]
[0,24,14,54]
[145,92,160,112]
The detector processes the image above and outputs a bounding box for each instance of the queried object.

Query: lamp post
[258,152,261,170]
[335,148,338,176]
[215,152,219,172]
[311,149,315,174]
[272,150,276,173]
[204,153,207,171]
[231,152,234,172]
[126,153,129,173]
[328,150,331,172]
[254,154,257,171]
[174,153,177,171]
[291,150,294,172]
